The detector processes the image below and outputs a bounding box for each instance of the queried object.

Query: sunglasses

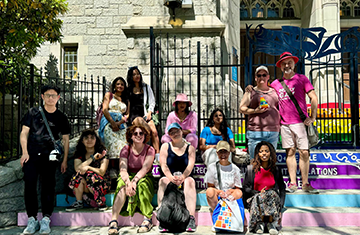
[129,66,138,70]
[133,131,144,137]
[214,114,223,118]
[256,73,268,78]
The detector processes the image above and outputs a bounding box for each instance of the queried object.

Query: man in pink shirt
[271,52,319,194]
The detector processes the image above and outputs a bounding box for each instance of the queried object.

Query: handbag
[279,79,319,148]
[96,92,113,128]
[232,148,250,166]
[212,162,245,232]
[39,106,64,157]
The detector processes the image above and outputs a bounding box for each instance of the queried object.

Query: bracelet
[90,154,95,161]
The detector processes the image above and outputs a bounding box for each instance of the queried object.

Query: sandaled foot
[137,218,153,233]
[108,220,120,235]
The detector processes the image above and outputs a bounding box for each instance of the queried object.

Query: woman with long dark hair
[99,77,129,158]
[67,129,110,211]
[242,141,285,234]
[199,108,235,166]
[127,66,159,154]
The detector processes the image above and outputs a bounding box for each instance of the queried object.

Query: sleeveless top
[162,143,190,175]
[247,88,280,132]
[129,92,145,123]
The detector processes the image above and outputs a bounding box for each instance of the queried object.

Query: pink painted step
[18,207,360,227]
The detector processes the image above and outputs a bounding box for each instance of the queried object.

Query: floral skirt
[104,123,127,158]
[247,189,282,231]
[68,171,110,208]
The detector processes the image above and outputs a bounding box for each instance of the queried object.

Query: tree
[0,0,68,73]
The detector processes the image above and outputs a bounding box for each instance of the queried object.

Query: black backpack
[156,182,190,232]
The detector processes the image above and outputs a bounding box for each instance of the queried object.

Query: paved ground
[1,226,360,235]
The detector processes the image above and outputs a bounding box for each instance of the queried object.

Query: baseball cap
[216,141,230,152]
[167,122,182,132]
[255,65,269,75]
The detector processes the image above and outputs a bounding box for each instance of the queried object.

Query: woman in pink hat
[161,93,198,148]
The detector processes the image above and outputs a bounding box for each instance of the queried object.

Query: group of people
[20,51,318,235]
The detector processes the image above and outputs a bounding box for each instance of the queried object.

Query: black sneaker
[158,225,168,233]
[66,201,83,212]
[186,216,196,232]
[97,204,108,211]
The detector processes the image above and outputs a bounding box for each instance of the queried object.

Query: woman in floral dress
[99,77,129,158]
[67,129,110,211]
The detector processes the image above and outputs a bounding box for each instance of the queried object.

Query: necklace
[177,112,187,121]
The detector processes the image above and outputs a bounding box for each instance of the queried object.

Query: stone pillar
[307,0,340,105]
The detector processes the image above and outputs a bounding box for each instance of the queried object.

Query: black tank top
[165,143,190,174]
[129,92,144,123]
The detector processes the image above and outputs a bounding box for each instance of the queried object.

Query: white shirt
[204,162,242,191]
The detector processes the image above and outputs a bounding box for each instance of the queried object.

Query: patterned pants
[247,190,282,231]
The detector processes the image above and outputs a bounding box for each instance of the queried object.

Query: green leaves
[0,0,68,74]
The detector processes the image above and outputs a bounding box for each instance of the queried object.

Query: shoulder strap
[279,78,307,121]
[216,162,223,190]
[39,106,57,146]
[127,145,131,158]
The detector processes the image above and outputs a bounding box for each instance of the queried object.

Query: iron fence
[0,64,106,163]
[150,26,360,149]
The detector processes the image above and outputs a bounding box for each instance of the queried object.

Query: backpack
[96,92,113,128]
[156,182,190,232]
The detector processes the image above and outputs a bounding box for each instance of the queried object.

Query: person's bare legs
[286,147,297,184]
[73,178,90,201]
[157,177,170,207]
[148,120,159,153]
[109,187,126,233]
[205,188,218,211]
[298,149,310,185]
[183,177,196,216]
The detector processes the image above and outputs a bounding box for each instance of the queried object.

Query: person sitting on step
[161,93,198,149]
[157,122,197,233]
[199,108,235,166]
[242,141,286,235]
[108,124,155,235]
[67,128,110,211]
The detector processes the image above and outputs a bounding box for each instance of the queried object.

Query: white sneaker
[255,222,265,233]
[23,217,40,234]
[39,216,51,234]
[267,222,278,235]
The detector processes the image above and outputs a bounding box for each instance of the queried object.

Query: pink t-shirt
[164,111,197,135]
[120,144,155,173]
[271,74,314,125]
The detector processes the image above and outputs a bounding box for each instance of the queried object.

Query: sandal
[108,220,120,235]
[137,218,153,233]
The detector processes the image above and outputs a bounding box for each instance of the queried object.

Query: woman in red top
[242,141,285,235]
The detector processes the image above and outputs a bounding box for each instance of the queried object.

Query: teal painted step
[56,189,360,208]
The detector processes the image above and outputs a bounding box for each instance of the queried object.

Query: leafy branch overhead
[0,0,68,72]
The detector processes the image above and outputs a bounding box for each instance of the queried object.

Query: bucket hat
[172,93,192,107]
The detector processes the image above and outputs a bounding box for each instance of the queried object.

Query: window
[63,46,78,79]
[240,0,297,19]
[340,0,360,17]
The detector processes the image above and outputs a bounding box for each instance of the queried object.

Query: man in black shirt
[20,85,70,234]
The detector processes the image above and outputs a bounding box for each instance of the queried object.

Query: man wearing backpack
[20,85,70,234]
[271,52,319,194]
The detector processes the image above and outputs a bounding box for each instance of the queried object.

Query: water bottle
[173,171,182,189]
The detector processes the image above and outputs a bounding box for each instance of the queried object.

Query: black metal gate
[150,25,360,148]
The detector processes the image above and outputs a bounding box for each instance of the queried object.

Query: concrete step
[17,207,360,227]
[4,225,360,235]
[56,189,360,208]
